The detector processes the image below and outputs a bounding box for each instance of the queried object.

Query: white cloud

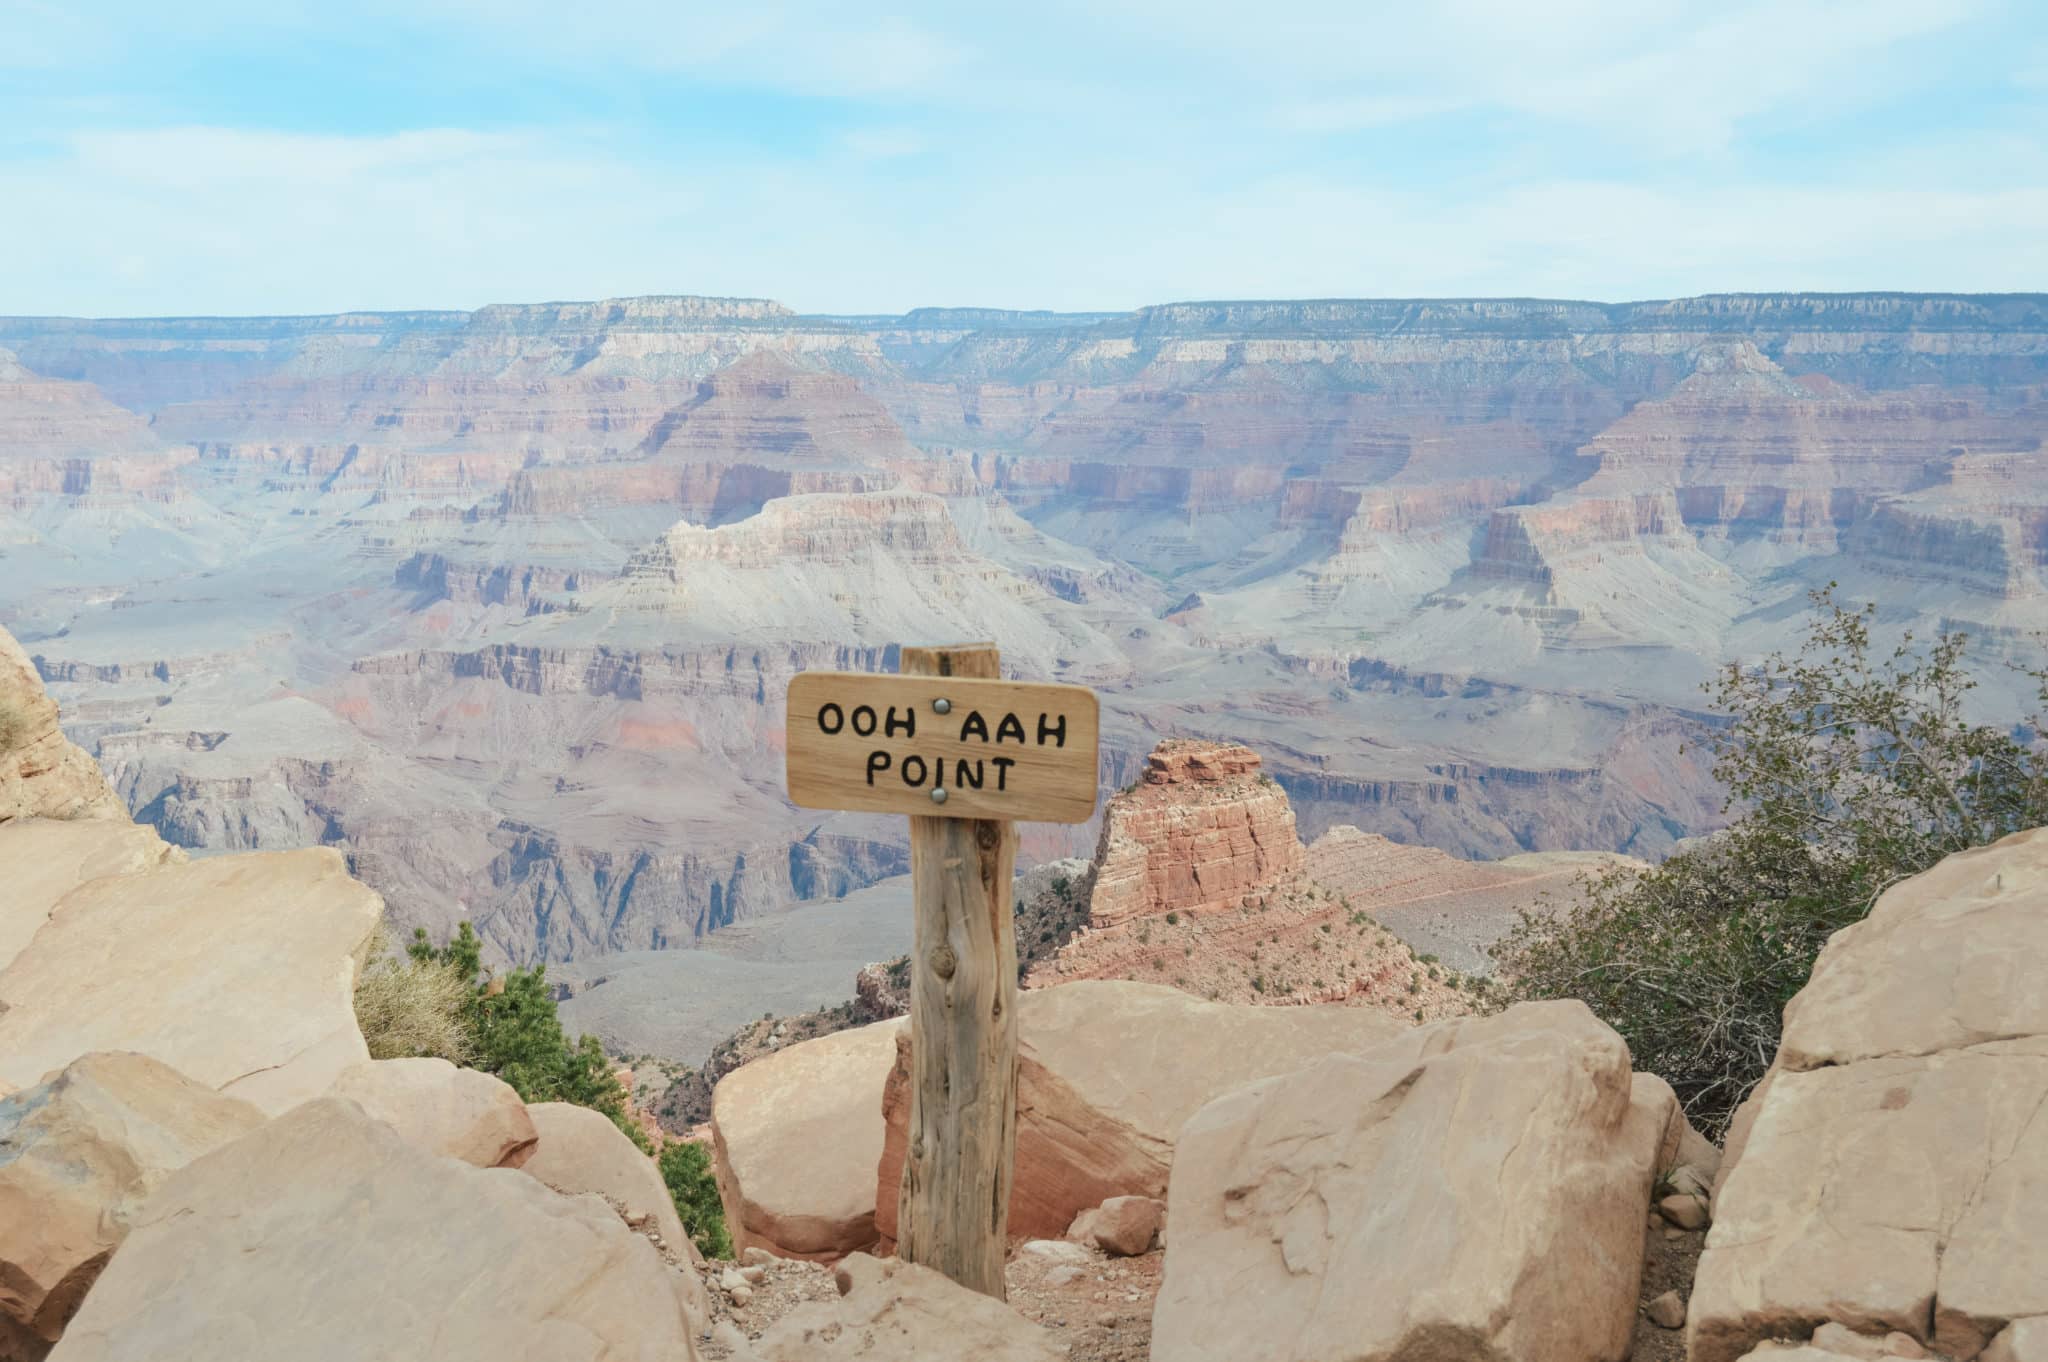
[9,122,2042,317]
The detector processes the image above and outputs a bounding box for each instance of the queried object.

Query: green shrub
[1496,589,2048,1136]
[658,1140,733,1260]
[382,921,647,1149]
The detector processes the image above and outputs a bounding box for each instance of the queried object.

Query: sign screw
[932,697,952,714]
[929,787,949,805]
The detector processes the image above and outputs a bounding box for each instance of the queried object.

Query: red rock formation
[1081,740,1302,929]
[1027,740,1477,1022]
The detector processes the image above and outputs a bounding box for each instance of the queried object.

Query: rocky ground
[692,1241,1164,1362]
[688,1213,1709,1362]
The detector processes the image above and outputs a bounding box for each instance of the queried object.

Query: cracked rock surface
[1691,827,2048,1362]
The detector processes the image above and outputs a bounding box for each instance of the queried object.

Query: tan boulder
[1776,828,2048,1071]
[1809,1323,1932,1358]
[518,1098,713,1337]
[1151,1000,1672,1362]
[877,980,1406,1243]
[1067,1195,1165,1256]
[754,1251,1062,1361]
[1984,1317,2048,1362]
[519,1102,692,1255]
[0,819,179,972]
[328,1058,537,1168]
[46,1097,701,1361]
[0,1053,264,1345]
[1653,1092,1723,1183]
[1691,829,2048,1362]
[0,848,381,1114]
[713,1018,904,1261]
[0,628,126,826]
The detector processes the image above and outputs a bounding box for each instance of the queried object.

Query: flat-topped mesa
[1084,740,1303,929]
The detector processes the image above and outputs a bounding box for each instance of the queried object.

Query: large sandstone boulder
[46,1097,701,1362]
[877,980,1407,1243]
[328,1057,537,1168]
[0,1052,264,1346]
[0,848,382,1113]
[753,1252,1062,1361]
[0,818,178,973]
[1691,828,2048,1362]
[0,628,125,826]
[519,1101,692,1258]
[1151,1000,1673,1362]
[713,1018,904,1260]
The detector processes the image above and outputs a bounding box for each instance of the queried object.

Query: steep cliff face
[1083,741,1303,928]
[0,348,192,508]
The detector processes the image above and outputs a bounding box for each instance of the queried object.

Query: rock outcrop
[1151,1000,1673,1362]
[519,1101,692,1259]
[1690,827,2048,1362]
[0,1052,264,1347]
[0,628,126,825]
[713,1018,905,1260]
[753,1252,1063,1361]
[876,981,1407,1244]
[45,1097,702,1361]
[1083,740,1302,928]
[1027,748,1483,1021]
[0,847,382,1113]
[0,818,179,973]
[327,1057,537,1168]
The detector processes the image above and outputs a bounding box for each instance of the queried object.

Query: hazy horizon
[7,286,2048,326]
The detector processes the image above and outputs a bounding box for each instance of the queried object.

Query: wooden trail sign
[786,671,1100,824]
[784,643,1099,1300]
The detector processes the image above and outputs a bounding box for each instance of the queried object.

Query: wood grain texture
[785,671,1099,823]
[893,643,1020,1300]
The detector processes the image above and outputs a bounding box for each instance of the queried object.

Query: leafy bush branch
[1496,587,2048,1136]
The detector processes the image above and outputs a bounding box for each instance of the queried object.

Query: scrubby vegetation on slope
[354,919,732,1257]
[1499,587,2048,1135]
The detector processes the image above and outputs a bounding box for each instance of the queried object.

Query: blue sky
[3,1,2044,316]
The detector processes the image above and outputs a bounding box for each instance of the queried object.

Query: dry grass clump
[352,927,475,1063]
[0,696,35,753]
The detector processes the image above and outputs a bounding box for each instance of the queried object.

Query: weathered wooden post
[785,642,1098,1298]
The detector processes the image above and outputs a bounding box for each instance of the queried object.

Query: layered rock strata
[1083,740,1303,927]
